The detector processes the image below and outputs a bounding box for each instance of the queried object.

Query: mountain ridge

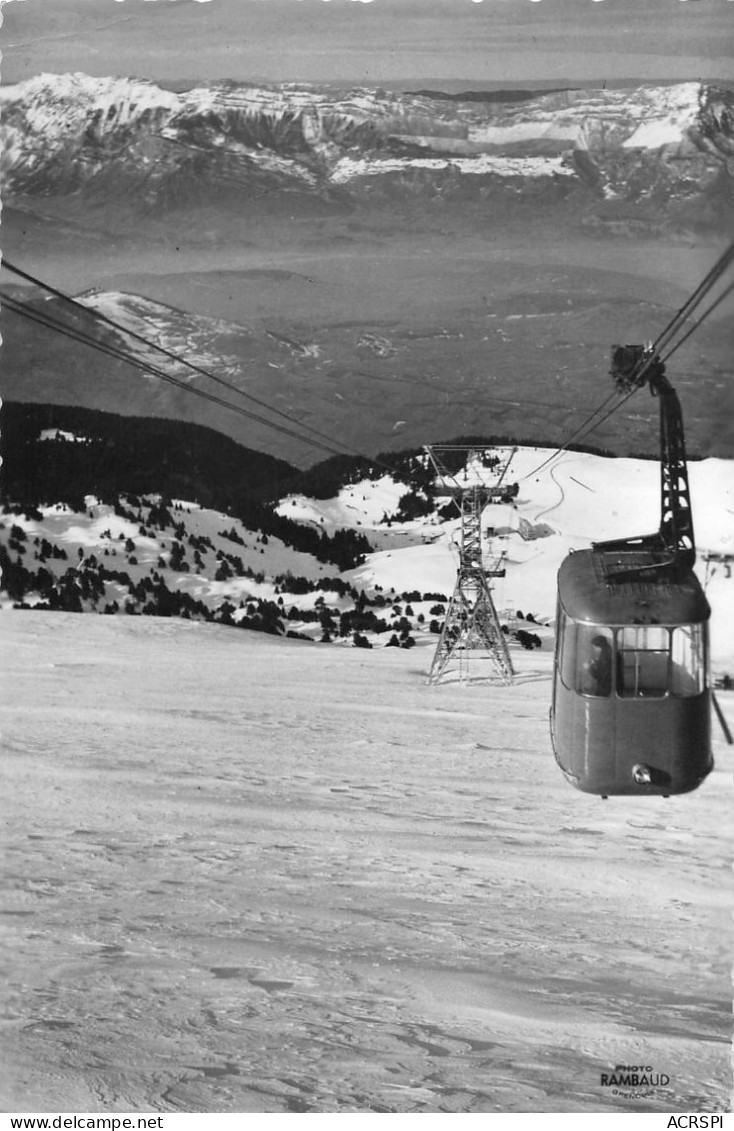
[2,73,732,227]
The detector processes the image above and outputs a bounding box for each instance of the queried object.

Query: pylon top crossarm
[424,444,518,500]
[434,484,510,500]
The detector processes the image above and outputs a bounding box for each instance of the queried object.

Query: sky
[1,0,732,87]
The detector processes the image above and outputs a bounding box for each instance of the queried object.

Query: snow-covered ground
[281,448,734,673]
[1,612,732,1113]
[5,446,734,673]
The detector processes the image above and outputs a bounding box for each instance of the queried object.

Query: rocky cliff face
[1,74,732,228]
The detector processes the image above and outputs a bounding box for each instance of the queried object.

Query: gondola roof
[557,548,711,625]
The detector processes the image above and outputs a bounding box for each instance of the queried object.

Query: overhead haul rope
[650,241,734,359]
[522,240,734,481]
[660,278,734,365]
[5,239,731,485]
[1,260,631,483]
[0,291,353,460]
[0,259,359,458]
[521,389,621,479]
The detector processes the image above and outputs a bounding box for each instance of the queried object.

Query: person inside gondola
[585,634,613,696]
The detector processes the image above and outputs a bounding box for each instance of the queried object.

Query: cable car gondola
[550,345,713,797]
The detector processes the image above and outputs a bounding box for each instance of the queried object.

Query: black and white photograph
[1,0,733,1117]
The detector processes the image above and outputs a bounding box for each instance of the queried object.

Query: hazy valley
[2,75,733,465]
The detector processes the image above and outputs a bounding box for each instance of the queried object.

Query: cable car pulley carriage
[550,244,734,797]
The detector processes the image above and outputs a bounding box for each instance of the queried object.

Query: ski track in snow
[2,612,732,1114]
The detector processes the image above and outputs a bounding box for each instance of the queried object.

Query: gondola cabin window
[558,620,613,697]
[617,625,669,698]
[557,615,708,701]
[616,624,707,698]
[670,624,707,697]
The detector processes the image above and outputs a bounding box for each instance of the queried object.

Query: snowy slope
[2,611,732,1112]
[277,448,734,671]
[4,447,733,675]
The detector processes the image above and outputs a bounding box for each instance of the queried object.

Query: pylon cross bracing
[425,446,515,686]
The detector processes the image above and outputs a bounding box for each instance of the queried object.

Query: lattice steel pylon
[425,446,515,686]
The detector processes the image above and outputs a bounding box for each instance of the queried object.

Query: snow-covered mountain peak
[2,72,731,221]
[0,70,179,130]
[0,72,709,147]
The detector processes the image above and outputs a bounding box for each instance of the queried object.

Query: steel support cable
[0,294,350,459]
[577,248,734,455]
[521,389,621,480]
[1,295,346,457]
[540,288,730,475]
[544,383,653,473]
[570,385,639,442]
[2,262,548,484]
[660,278,734,365]
[9,241,729,488]
[583,252,734,459]
[0,259,360,458]
[533,386,648,481]
[651,241,734,358]
[1,289,402,477]
[522,241,734,481]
